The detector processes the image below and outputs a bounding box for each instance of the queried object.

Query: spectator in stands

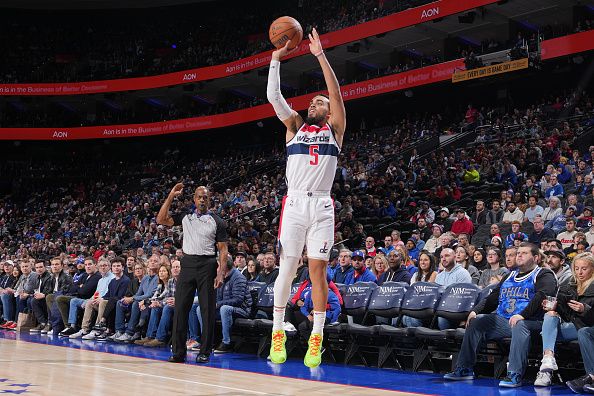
[451,208,474,236]
[364,237,377,257]
[557,217,578,249]
[254,252,278,284]
[14,261,35,320]
[57,257,101,336]
[326,249,339,280]
[504,246,518,271]
[135,264,172,345]
[444,243,557,387]
[40,258,73,334]
[410,251,437,283]
[298,284,341,339]
[113,257,159,342]
[143,260,180,347]
[69,258,115,338]
[524,196,544,223]
[333,250,354,284]
[28,261,53,333]
[0,261,17,327]
[542,197,563,224]
[578,207,594,230]
[470,200,487,225]
[84,257,130,340]
[529,216,556,246]
[478,247,509,288]
[471,248,487,271]
[405,239,420,264]
[435,208,453,232]
[234,252,248,278]
[378,250,411,285]
[371,255,387,280]
[568,194,584,216]
[424,224,442,254]
[536,252,594,387]
[344,250,376,285]
[545,174,565,200]
[506,221,529,248]
[379,235,394,255]
[455,246,479,285]
[543,250,572,288]
[436,248,472,286]
[486,200,504,224]
[246,258,261,281]
[502,202,524,224]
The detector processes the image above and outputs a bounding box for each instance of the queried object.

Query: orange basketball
[269,16,303,50]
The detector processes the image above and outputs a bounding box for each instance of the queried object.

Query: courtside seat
[400,282,444,336]
[346,282,409,337]
[233,281,267,331]
[415,283,482,341]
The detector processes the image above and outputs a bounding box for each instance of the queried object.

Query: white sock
[272,306,286,332]
[272,253,299,332]
[312,311,326,335]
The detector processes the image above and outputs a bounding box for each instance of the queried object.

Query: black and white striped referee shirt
[172,211,228,256]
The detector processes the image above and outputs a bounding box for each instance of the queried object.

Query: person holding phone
[535,252,594,387]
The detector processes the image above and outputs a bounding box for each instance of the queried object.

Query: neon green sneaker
[304,333,323,368]
[269,329,287,364]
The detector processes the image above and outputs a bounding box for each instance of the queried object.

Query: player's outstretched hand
[272,41,298,61]
[308,28,323,56]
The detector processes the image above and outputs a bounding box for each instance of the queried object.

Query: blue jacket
[326,264,339,281]
[216,268,252,313]
[344,267,377,285]
[333,265,354,284]
[301,289,341,323]
[134,274,158,302]
[545,184,564,199]
[546,214,570,234]
[103,275,131,300]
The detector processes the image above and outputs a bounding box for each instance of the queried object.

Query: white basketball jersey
[285,122,340,194]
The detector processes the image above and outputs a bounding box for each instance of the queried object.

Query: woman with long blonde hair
[372,255,387,279]
[534,252,594,387]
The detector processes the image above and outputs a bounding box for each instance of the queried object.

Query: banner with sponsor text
[0,0,497,96]
[0,60,464,140]
[452,58,529,83]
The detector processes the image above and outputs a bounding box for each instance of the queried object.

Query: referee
[157,183,228,364]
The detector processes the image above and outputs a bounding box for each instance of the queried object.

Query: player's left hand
[509,314,524,327]
[308,28,323,56]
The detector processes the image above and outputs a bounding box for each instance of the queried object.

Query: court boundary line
[0,335,436,396]
[43,362,268,395]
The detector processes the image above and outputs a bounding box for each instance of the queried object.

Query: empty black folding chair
[415,283,482,372]
[345,281,409,367]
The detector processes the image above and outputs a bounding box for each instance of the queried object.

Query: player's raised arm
[308,28,346,144]
[267,42,303,142]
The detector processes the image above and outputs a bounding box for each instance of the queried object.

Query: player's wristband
[313,50,324,57]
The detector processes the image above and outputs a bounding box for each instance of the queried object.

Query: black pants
[103,298,118,331]
[172,255,217,358]
[31,297,48,324]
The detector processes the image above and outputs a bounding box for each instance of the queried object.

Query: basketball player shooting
[266,28,346,368]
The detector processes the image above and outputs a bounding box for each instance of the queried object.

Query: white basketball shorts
[277,190,334,260]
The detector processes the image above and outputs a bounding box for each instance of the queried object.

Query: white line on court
[44,362,269,395]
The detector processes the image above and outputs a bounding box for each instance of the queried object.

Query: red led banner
[0,60,464,140]
[0,0,497,96]
[541,29,594,60]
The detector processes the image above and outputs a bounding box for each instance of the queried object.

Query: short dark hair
[519,242,540,257]
[111,257,125,266]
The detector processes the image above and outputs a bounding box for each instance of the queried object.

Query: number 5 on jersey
[309,145,319,166]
